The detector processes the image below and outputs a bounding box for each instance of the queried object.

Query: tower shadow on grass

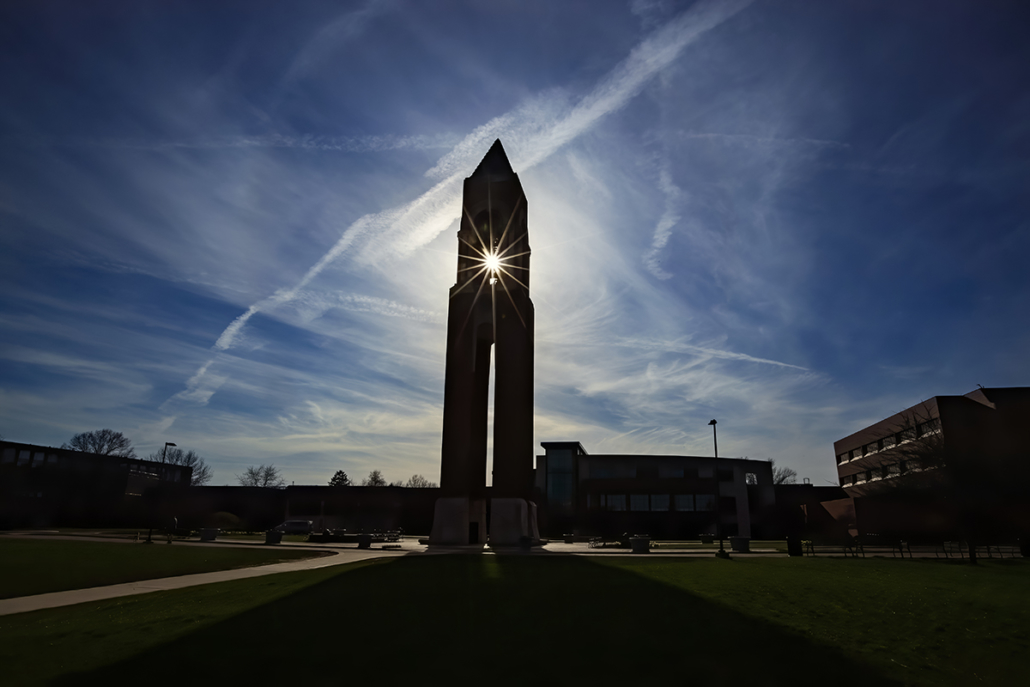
[56,554,899,686]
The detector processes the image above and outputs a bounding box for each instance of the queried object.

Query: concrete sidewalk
[0,544,413,617]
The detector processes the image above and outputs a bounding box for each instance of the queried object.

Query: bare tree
[769,460,797,485]
[405,474,437,488]
[147,447,212,486]
[63,429,136,458]
[329,470,351,487]
[362,469,387,487]
[237,464,286,488]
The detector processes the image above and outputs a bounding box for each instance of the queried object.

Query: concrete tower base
[428,497,487,545]
[489,498,541,547]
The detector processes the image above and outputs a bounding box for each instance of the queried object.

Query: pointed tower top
[470,139,515,179]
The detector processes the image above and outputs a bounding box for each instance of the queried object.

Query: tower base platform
[428,496,540,546]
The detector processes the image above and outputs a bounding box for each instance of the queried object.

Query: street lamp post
[708,420,729,558]
[147,442,176,544]
[161,442,176,463]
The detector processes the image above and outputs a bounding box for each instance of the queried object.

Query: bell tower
[429,139,539,546]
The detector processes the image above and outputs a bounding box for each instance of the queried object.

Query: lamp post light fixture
[708,419,718,458]
[148,442,176,544]
[161,442,176,463]
[707,419,730,558]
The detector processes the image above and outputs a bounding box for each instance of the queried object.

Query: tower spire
[470,139,514,180]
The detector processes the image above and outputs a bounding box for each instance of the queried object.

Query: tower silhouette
[429,140,539,546]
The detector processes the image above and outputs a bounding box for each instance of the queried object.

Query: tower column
[429,139,539,546]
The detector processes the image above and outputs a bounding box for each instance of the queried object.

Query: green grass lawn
[0,555,1026,686]
[0,538,325,598]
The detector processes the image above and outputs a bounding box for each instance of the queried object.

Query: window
[698,467,714,479]
[695,494,716,511]
[837,454,847,464]
[547,474,574,509]
[899,427,916,442]
[32,452,45,467]
[17,450,30,466]
[630,494,649,511]
[651,494,669,511]
[1,449,14,464]
[547,449,575,509]
[745,472,757,485]
[882,436,895,449]
[840,476,848,487]
[716,468,734,482]
[604,494,626,511]
[674,495,694,511]
[659,466,684,479]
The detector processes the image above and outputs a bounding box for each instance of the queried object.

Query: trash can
[357,533,372,549]
[265,530,283,545]
[564,534,575,544]
[199,528,218,542]
[787,534,803,557]
[630,536,650,554]
[729,536,750,553]
[700,534,714,544]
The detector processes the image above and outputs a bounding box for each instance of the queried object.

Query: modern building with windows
[534,441,777,539]
[0,440,192,528]
[832,387,1030,540]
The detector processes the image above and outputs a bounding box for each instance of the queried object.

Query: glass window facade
[602,494,626,511]
[651,494,670,511]
[630,494,649,511]
[695,494,716,511]
[674,494,694,511]
[547,449,575,510]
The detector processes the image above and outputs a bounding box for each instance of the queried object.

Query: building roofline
[540,441,588,455]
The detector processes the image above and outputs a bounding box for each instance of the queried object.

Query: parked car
[272,520,313,534]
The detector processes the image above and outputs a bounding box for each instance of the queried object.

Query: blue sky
[2,0,1028,487]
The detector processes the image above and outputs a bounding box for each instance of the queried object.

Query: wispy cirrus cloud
[288,291,442,324]
[8,132,461,153]
[201,0,754,361]
[279,0,397,86]
[642,166,684,280]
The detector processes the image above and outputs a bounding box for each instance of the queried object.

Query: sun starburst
[484,252,501,274]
